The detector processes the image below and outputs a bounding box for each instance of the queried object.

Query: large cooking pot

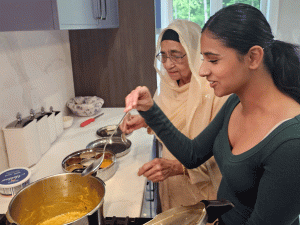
[144,200,234,225]
[6,173,105,225]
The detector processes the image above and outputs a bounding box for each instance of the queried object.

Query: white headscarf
[154,19,223,141]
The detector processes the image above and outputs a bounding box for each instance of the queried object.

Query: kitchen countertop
[0,108,154,218]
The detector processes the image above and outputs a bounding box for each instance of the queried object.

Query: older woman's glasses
[156,53,186,64]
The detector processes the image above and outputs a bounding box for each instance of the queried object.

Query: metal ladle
[81,111,130,177]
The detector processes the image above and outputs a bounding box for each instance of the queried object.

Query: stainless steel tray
[86,137,131,158]
[61,148,117,182]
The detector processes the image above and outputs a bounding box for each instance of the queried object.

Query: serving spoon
[81,111,130,177]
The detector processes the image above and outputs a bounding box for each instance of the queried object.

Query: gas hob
[0,214,152,225]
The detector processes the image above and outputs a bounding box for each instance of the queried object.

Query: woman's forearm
[139,101,226,169]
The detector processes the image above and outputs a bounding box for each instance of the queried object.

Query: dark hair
[161,29,180,43]
[202,3,300,103]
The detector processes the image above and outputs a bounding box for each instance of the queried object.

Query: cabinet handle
[100,0,107,20]
[92,0,102,19]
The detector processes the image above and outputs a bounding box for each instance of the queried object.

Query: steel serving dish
[6,173,105,225]
[96,125,131,138]
[86,137,131,158]
[62,148,117,182]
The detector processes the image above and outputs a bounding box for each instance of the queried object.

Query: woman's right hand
[119,114,147,134]
[124,86,154,112]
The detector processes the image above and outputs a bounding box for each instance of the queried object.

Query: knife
[80,113,104,127]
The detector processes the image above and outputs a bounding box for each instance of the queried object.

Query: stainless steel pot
[6,173,105,225]
[144,200,234,225]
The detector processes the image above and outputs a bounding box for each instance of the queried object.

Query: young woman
[124,4,300,225]
[120,19,228,213]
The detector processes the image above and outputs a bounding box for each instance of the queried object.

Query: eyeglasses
[156,53,187,64]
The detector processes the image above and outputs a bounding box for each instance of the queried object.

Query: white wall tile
[0,30,75,171]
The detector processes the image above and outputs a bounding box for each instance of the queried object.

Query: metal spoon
[81,111,130,177]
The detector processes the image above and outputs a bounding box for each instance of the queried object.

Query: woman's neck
[236,71,300,117]
[178,78,191,87]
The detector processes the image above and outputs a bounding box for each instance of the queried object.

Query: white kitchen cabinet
[0,0,119,32]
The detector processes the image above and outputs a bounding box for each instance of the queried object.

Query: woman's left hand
[138,158,184,183]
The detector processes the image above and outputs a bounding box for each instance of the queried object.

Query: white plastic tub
[0,167,31,196]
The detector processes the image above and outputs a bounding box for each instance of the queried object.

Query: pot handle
[201,200,234,223]
[6,211,18,225]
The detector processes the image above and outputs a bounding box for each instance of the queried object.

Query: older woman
[120,19,228,212]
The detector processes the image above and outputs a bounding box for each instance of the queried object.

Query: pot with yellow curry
[6,173,105,225]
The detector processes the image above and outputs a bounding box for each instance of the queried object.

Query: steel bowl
[86,137,131,158]
[62,148,117,182]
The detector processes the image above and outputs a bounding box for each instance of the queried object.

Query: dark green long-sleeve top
[139,94,300,225]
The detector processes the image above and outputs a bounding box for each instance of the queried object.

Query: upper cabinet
[0,0,119,32]
[57,0,119,30]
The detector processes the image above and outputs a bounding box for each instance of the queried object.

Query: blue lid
[0,168,30,187]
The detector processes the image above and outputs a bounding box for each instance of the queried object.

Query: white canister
[46,111,57,143]
[54,111,63,137]
[35,112,51,155]
[2,113,42,168]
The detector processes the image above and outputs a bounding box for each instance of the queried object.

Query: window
[155,0,278,35]
[173,0,260,28]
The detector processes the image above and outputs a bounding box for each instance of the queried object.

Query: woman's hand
[124,86,154,112]
[138,158,184,183]
[119,114,147,134]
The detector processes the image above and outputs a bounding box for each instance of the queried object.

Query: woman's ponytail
[265,41,300,103]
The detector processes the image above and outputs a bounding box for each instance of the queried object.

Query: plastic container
[0,167,31,196]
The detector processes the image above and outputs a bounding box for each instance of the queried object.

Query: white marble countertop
[0,108,154,217]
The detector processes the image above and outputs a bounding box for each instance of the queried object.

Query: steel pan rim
[86,137,132,158]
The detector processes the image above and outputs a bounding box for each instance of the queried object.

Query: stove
[0,215,152,225]
[105,217,152,225]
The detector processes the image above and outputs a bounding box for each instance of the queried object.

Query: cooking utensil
[144,200,234,225]
[6,173,105,225]
[81,112,129,177]
[80,113,104,127]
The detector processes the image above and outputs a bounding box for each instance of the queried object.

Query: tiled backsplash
[0,30,75,171]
